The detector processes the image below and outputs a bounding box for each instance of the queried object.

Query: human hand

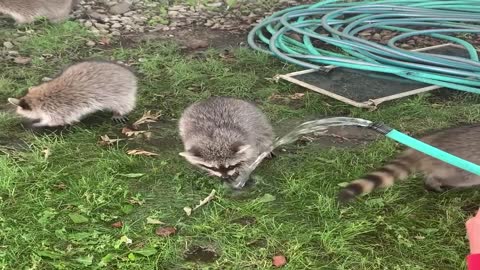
[466,209,480,254]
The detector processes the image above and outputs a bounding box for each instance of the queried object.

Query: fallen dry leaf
[289,93,305,100]
[99,135,124,146]
[269,93,305,102]
[219,49,235,61]
[53,183,67,190]
[132,111,161,129]
[146,217,165,225]
[183,207,192,216]
[128,197,145,206]
[272,255,287,268]
[99,36,111,45]
[184,189,216,216]
[193,189,216,211]
[14,56,32,65]
[268,94,284,101]
[111,221,123,228]
[126,149,159,156]
[42,148,51,159]
[155,226,176,237]
[142,131,153,140]
[121,127,147,137]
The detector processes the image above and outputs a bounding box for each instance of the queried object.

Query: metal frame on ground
[277,43,473,109]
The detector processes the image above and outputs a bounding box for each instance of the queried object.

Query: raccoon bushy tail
[338,153,417,203]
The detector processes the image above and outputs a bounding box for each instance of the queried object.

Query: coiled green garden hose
[248,0,480,93]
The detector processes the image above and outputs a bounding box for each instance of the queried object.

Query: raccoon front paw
[265,151,277,160]
[424,177,447,193]
[32,122,45,128]
[112,115,128,124]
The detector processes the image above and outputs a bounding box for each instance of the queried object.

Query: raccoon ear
[188,146,203,157]
[7,98,20,106]
[179,151,203,164]
[231,142,251,154]
[179,146,203,159]
[18,99,31,110]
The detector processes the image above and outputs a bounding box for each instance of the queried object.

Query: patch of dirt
[121,26,247,52]
[125,120,181,151]
[231,216,256,226]
[246,238,267,248]
[184,245,219,263]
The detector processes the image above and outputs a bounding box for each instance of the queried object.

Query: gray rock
[109,2,131,15]
[90,27,100,35]
[168,10,178,17]
[86,40,96,47]
[88,11,108,22]
[13,56,32,65]
[3,41,14,49]
[94,23,109,29]
[16,36,29,42]
[111,23,122,28]
[206,2,223,8]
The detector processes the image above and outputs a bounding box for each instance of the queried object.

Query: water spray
[233,117,480,189]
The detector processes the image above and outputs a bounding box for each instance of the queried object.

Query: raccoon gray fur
[339,125,480,203]
[8,61,137,127]
[0,0,76,24]
[178,97,274,186]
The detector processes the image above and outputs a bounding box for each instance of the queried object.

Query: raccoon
[8,60,137,127]
[178,97,274,187]
[338,125,480,203]
[0,0,77,24]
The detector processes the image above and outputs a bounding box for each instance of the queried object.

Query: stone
[13,56,32,65]
[94,23,109,29]
[84,21,93,28]
[109,2,131,15]
[3,41,13,49]
[86,40,96,46]
[168,11,179,17]
[88,11,108,22]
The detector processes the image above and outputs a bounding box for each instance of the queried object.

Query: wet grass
[1,20,480,269]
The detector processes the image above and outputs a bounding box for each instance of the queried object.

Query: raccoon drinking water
[0,0,77,24]
[338,125,480,203]
[8,61,137,127]
[178,97,274,187]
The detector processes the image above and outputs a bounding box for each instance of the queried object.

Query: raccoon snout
[220,174,232,180]
[221,172,239,181]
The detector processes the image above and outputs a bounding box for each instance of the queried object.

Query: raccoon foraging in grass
[0,0,77,24]
[178,97,274,187]
[8,61,137,127]
[339,125,480,203]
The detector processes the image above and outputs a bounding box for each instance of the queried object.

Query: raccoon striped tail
[338,154,416,203]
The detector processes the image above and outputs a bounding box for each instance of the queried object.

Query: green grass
[1,20,480,270]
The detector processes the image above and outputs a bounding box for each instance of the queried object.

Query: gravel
[71,0,314,36]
